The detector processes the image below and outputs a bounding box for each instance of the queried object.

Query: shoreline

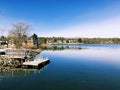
[0,49,42,72]
[51,43,120,45]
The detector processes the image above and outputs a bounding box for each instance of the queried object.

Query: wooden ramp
[22,58,50,69]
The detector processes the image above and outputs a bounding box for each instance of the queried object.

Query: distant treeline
[79,38,120,44]
[38,37,120,44]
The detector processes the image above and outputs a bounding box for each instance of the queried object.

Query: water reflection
[1,44,120,90]
[0,65,48,79]
[40,45,82,51]
[41,44,120,69]
[42,44,120,61]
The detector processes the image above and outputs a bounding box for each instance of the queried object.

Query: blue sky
[0,0,120,37]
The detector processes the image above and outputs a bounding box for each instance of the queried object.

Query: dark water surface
[1,44,120,90]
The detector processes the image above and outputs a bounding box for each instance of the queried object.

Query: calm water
[1,44,120,90]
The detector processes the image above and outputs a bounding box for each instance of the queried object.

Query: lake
[0,44,120,90]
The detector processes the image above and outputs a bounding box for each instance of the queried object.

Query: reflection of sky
[42,44,120,68]
[1,44,120,90]
[43,49,120,61]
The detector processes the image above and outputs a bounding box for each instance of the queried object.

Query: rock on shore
[0,57,22,72]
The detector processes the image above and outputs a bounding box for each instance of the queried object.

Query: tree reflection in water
[0,65,48,79]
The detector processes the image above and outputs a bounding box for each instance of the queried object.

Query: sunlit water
[0,44,120,90]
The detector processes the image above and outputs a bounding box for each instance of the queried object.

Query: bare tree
[9,22,31,48]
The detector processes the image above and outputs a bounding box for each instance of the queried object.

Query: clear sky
[0,0,120,38]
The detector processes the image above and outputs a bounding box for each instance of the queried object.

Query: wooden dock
[22,58,50,69]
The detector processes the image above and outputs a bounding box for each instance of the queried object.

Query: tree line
[37,37,120,44]
[0,22,120,49]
